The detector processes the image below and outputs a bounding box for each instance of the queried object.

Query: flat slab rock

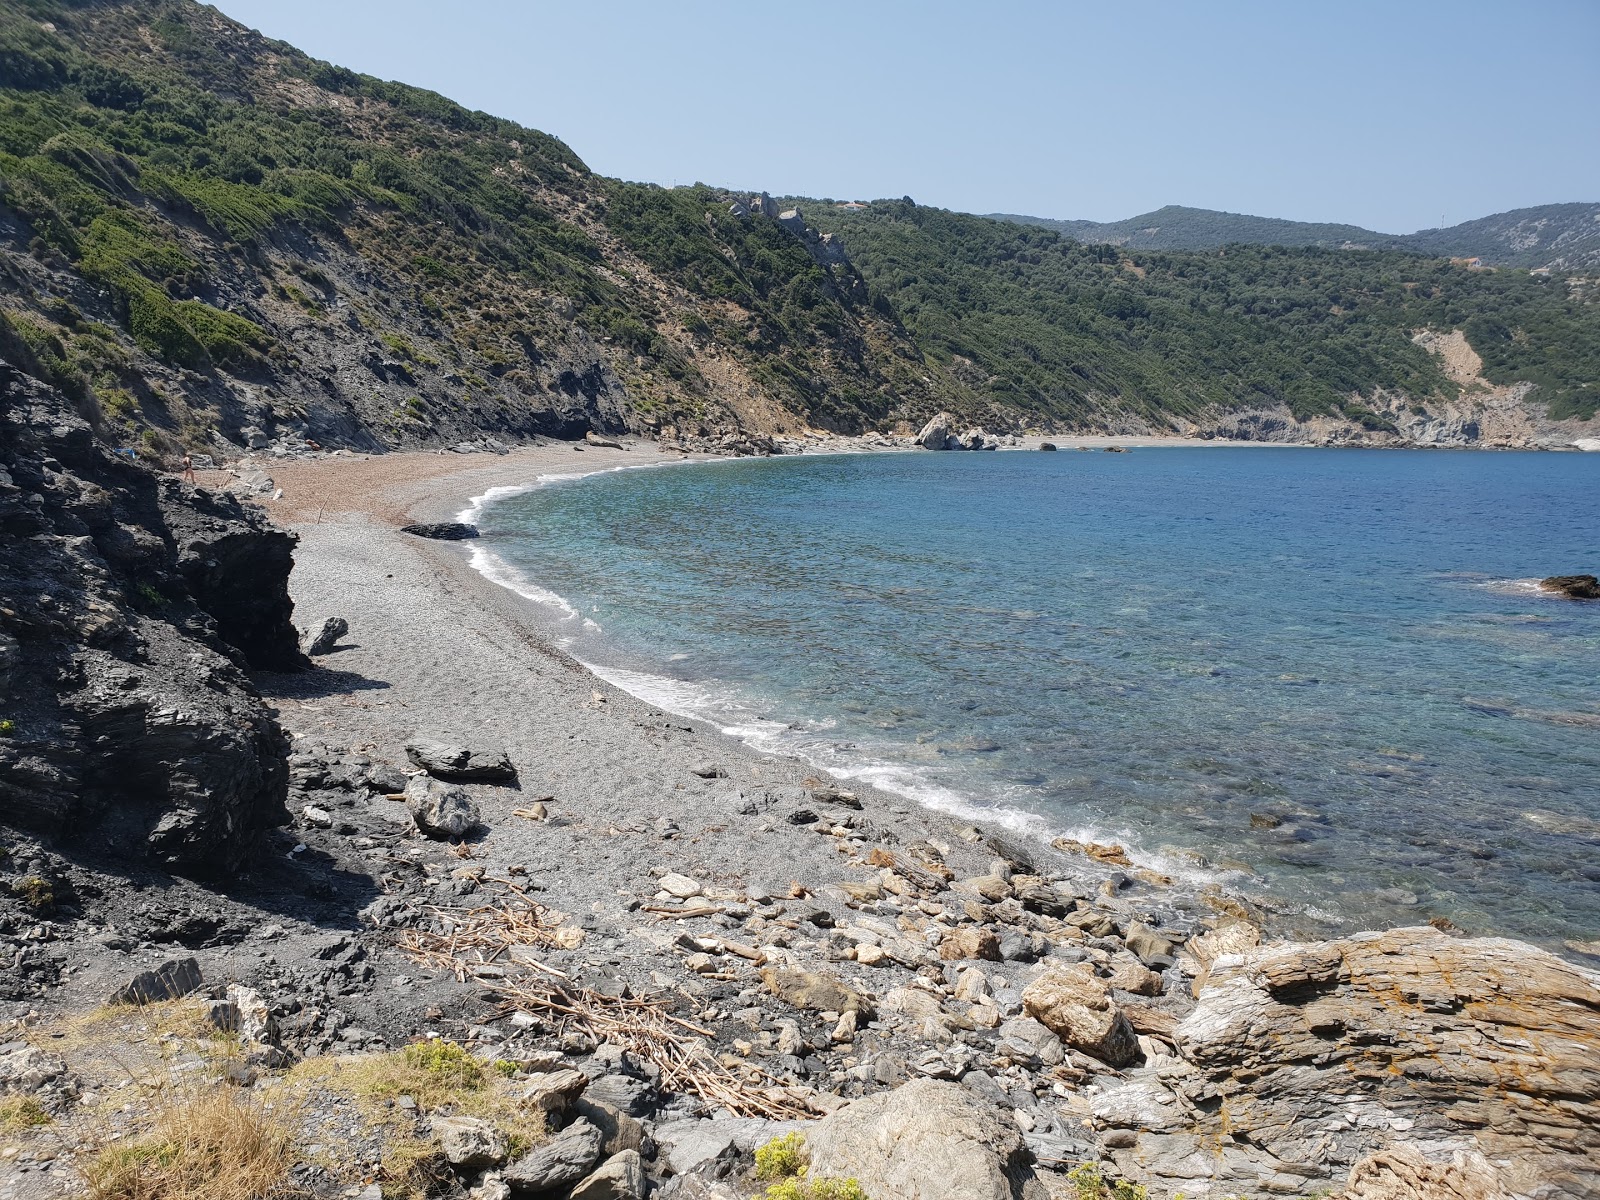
[109,957,204,1005]
[405,733,515,782]
[399,521,479,540]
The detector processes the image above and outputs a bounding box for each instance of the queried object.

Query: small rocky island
[1541,574,1600,599]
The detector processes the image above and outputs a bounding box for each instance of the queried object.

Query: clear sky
[210,0,1599,234]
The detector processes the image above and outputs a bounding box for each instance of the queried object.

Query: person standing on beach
[181,453,196,485]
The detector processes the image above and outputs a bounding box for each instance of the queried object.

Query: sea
[462,446,1600,947]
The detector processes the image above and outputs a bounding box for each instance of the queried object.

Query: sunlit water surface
[468,448,1600,945]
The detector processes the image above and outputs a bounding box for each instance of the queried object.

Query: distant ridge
[988,203,1600,270]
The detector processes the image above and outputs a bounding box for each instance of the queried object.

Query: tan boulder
[1021,962,1140,1066]
[805,1077,1046,1200]
[939,926,1002,962]
[760,966,870,1016]
[1343,1145,1518,1200]
[1172,927,1600,1195]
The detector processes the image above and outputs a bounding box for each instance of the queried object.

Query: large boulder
[1021,962,1140,1066]
[1171,927,1600,1197]
[404,776,480,839]
[503,1118,604,1193]
[804,1077,1046,1200]
[916,412,956,450]
[0,362,292,876]
[1540,574,1599,599]
[406,733,516,782]
[1343,1145,1521,1200]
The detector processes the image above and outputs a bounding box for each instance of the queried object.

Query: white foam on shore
[586,659,1230,889]
[456,455,1236,892]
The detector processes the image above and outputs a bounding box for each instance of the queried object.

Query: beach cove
[161,438,1598,1197]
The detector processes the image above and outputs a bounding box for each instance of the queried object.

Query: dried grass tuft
[80,1086,300,1200]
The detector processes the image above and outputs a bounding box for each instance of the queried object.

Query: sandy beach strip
[212,439,1154,973]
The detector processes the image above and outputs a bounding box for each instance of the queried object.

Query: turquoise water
[468,448,1600,945]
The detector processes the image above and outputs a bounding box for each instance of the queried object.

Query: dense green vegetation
[991,202,1600,271]
[0,0,911,438]
[806,201,1600,421]
[0,0,1593,443]
[994,205,1392,254]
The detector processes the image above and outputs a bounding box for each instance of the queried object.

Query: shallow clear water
[468,448,1600,944]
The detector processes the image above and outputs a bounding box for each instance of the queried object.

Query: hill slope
[804,199,1600,426]
[0,0,944,459]
[989,203,1600,271]
[0,0,1595,456]
[991,205,1393,254]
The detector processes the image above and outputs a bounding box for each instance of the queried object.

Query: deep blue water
[468,448,1600,945]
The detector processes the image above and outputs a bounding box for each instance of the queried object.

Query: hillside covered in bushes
[0,0,1595,459]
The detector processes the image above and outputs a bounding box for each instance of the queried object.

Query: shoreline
[252,441,1256,921]
[6,435,1596,1199]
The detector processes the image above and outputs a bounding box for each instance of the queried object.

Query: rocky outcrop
[1541,574,1600,599]
[804,1077,1046,1200]
[399,522,480,541]
[406,733,516,782]
[0,364,294,875]
[1168,927,1600,1198]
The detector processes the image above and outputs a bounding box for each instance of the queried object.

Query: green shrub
[12,876,54,911]
[763,1179,869,1200]
[755,1132,807,1180]
[1068,1163,1148,1200]
[400,1039,484,1093]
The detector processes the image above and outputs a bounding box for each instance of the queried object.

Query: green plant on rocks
[1069,1163,1148,1200]
[763,1179,869,1200]
[754,1132,869,1200]
[755,1132,808,1180]
[13,875,55,912]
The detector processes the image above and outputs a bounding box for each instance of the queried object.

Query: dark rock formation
[405,733,515,782]
[305,616,349,656]
[0,363,297,876]
[399,522,479,541]
[1541,574,1600,599]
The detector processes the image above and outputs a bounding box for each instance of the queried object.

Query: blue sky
[212,0,1599,233]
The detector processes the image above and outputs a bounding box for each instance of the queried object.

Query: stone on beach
[109,956,204,1006]
[658,872,703,898]
[432,1115,509,1170]
[304,615,348,656]
[761,966,871,1016]
[568,1149,645,1199]
[406,733,516,781]
[404,776,480,839]
[1022,961,1140,1066]
[502,1117,604,1193]
[804,1077,1047,1200]
[398,521,479,540]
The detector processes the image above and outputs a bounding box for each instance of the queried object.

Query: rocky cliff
[0,356,296,876]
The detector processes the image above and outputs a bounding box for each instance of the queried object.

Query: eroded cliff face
[0,360,297,875]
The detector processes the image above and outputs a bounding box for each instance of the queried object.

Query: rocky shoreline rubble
[2,367,1598,1200]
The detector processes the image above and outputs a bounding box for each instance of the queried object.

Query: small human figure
[181,453,196,485]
